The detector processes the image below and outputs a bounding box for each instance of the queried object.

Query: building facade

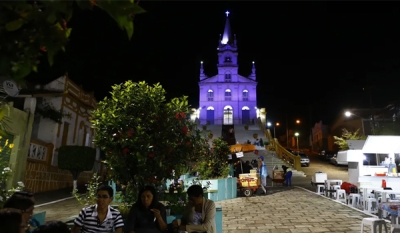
[198,12,258,125]
[311,120,329,151]
[23,75,100,193]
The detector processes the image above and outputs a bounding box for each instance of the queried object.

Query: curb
[35,196,75,208]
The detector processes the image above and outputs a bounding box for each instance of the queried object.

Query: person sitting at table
[0,208,28,233]
[126,185,167,233]
[3,194,35,232]
[169,176,184,193]
[72,184,124,233]
[172,185,217,233]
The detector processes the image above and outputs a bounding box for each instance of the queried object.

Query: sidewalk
[34,186,388,232]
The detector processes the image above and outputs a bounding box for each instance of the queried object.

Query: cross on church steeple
[225,11,230,17]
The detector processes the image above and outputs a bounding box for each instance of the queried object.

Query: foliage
[113,182,136,218]
[35,100,66,124]
[91,81,206,188]
[193,137,230,179]
[58,146,96,179]
[164,192,187,215]
[73,172,101,206]
[0,157,25,208]
[334,128,367,150]
[188,178,212,192]
[0,1,145,82]
[0,105,12,137]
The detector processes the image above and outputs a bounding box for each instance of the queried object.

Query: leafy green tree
[333,128,366,151]
[91,81,206,188]
[0,1,145,83]
[194,137,231,179]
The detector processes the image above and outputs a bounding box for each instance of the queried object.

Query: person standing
[257,156,267,194]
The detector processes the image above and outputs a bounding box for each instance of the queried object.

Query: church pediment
[199,74,257,83]
[218,44,237,52]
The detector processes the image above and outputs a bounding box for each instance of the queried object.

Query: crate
[239,173,260,187]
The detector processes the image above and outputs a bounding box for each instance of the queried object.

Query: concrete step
[233,124,267,145]
[238,149,306,177]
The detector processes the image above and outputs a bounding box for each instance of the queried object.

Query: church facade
[198,12,258,125]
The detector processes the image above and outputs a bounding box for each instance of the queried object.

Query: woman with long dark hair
[126,185,167,233]
[0,208,27,233]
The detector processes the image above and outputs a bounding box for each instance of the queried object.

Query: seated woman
[0,208,28,233]
[172,185,216,233]
[126,185,167,233]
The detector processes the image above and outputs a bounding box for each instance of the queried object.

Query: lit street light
[267,122,276,138]
[295,132,299,154]
[344,111,365,135]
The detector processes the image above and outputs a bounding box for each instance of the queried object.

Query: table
[378,202,400,224]
[324,180,342,197]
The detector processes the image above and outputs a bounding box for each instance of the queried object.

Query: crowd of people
[0,184,216,233]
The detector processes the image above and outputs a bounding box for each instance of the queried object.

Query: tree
[91,81,206,188]
[333,128,367,151]
[0,1,145,83]
[58,145,96,191]
[193,137,231,179]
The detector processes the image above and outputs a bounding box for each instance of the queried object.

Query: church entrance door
[242,109,250,124]
[223,106,233,125]
[206,109,214,124]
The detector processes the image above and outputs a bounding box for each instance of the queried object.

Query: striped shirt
[74,204,124,233]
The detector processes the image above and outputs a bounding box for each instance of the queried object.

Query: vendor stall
[347,136,400,200]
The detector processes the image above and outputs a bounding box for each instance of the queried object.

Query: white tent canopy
[362,136,400,154]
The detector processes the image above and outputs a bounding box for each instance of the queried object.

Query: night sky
[26,2,400,133]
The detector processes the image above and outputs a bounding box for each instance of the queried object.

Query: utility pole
[286,113,289,148]
[364,85,376,134]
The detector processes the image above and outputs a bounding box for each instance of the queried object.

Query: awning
[230,144,256,153]
[362,136,400,154]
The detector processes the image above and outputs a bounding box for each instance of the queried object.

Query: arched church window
[207,106,214,110]
[242,90,249,101]
[224,57,231,62]
[242,106,250,110]
[225,73,231,82]
[207,89,214,101]
[225,89,231,101]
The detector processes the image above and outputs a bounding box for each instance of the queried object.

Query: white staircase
[199,124,222,139]
[233,124,267,145]
[240,150,306,177]
[197,123,305,177]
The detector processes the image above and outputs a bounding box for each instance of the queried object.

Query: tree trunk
[71,170,81,192]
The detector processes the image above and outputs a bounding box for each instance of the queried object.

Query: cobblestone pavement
[34,186,392,233]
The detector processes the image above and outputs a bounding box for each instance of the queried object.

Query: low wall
[24,160,93,193]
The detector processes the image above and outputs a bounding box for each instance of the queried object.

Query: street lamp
[344,111,365,135]
[267,122,276,138]
[294,132,299,154]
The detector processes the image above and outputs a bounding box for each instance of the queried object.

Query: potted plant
[253,133,258,139]
[244,125,249,130]
[165,192,187,216]
[208,131,213,139]
[202,125,207,130]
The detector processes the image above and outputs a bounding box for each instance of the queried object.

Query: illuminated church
[198,11,258,125]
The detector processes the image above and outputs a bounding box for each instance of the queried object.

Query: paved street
[34,186,392,233]
[32,150,378,232]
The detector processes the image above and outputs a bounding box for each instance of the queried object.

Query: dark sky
[27,2,400,132]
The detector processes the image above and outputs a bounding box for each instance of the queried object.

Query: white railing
[28,143,47,161]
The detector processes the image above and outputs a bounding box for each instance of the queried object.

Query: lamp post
[267,122,276,138]
[295,132,299,154]
[345,111,365,135]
